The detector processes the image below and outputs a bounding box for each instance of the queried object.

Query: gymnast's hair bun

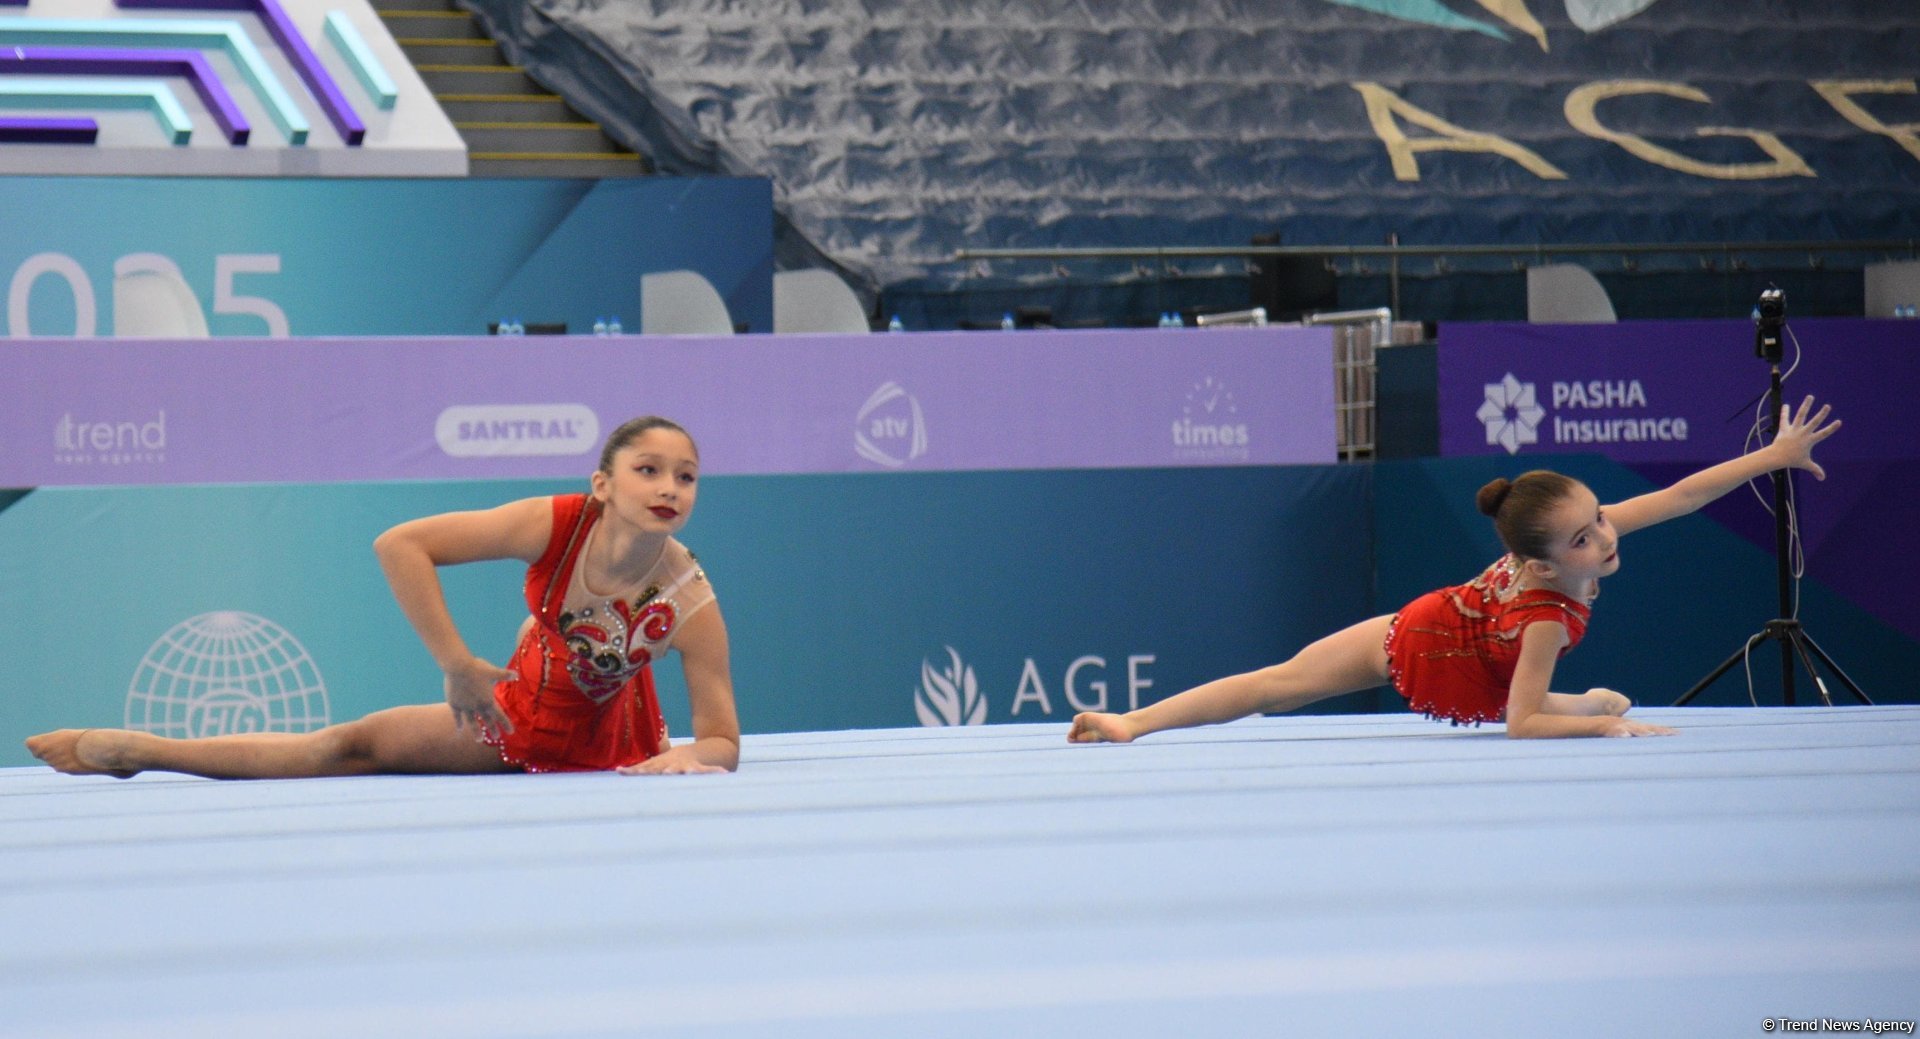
[1476,477,1514,517]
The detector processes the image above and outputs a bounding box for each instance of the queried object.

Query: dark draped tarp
[458,0,1920,315]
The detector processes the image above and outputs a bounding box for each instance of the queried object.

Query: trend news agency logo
[855,381,928,468]
[1477,372,1544,455]
[915,646,987,727]
[53,410,167,466]
[125,612,331,737]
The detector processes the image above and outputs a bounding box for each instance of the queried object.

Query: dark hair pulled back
[1475,469,1578,561]
[597,415,697,473]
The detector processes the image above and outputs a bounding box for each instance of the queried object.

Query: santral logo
[1477,373,1545,455]
[436,404,599,458]
[855,381,928,468]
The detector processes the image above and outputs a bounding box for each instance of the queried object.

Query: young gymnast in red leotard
[1068,396,1840,743]
[27,416,739,778]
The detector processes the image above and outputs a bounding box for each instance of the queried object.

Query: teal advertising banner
[0,465,1373,766]
[0,176,773,337]
[13,455,1902,768]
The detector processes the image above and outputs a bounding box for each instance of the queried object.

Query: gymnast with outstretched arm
[27,416,739,778]
[1068,396,1840,744]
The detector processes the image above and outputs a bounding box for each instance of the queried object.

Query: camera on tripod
[1754,287,1786,363]
[1677,282,1870,708]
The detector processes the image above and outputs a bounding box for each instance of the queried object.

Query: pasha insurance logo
[53,409,167,466]
[1172,376,1250,461]
[855,381,928,468]
[1478,372,1691,454]
[435,404,599,458]
[1477,373,1544,455]
[915,646,987,727]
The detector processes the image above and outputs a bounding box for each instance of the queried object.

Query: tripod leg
[1673,633,1764,706]
[1784,631,1834,707]
[1796,631,1875,706]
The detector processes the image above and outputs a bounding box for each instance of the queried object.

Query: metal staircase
[370,0,649,177]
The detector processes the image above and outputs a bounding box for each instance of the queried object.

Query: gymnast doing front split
[28,416,739,778]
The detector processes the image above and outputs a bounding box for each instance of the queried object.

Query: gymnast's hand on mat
[1599,716,1677,737]
[444,656,517,735]
[616,745,728,775]
[1067,712,1137,744]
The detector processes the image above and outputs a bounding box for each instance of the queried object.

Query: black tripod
[1673,289,1870,708]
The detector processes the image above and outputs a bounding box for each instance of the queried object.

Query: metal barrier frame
[952,239,1920,321]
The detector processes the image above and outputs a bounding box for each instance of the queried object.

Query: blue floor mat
[4,707,1917,1037]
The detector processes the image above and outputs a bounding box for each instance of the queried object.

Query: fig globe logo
[855,381,928,468]
[125,612,331,737]
[915,646,987,727]
[1477,372,1545,455]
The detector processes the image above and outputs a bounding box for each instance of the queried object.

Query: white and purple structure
[0,0,462,174]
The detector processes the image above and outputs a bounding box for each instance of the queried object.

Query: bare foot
[24,729,142,778]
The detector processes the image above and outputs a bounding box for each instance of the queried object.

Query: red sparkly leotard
[1382,555,1592,726]
[482,494,715,772]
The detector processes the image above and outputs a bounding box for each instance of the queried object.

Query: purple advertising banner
[2,326,1335,486]
[1439,319,1920,464]
[1439,317,1920,646]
